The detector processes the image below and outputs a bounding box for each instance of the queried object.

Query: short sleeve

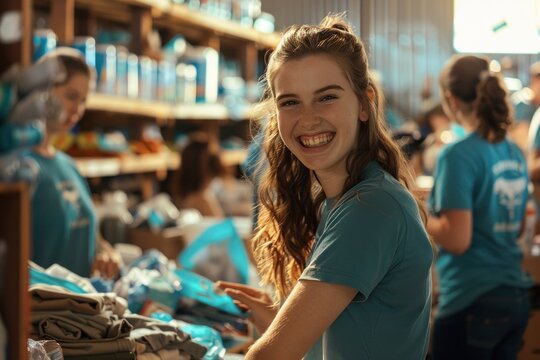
[430,146,476,214]
[300,190,403,301]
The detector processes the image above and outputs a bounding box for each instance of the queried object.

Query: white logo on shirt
[493,177,527,221]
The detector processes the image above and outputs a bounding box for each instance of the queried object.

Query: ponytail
[475,71,512,142]
[441,55,512,142]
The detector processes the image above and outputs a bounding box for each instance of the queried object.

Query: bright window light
[454,0,540,54]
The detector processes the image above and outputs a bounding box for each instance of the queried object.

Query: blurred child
[176,132,225,217]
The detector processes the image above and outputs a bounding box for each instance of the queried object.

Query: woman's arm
[427,210,472,255]
[528,150,540,181]
[245,279,357,360]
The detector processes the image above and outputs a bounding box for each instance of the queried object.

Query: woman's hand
[91,238,123,279]
[216,281,278,334]
[91,250,122,280]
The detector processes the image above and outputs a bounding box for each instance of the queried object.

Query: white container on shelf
[176,63,197,104]
[181,46,219,103]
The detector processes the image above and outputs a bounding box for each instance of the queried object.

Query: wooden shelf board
[87,93,253,120]
[75,152,179,177]
[74,148,247,177]
[86,94,172,118]
[0,182,28,194]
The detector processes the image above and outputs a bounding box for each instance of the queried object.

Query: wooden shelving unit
[68,0,281,48]
[87,93,253,121]
[0,183,30,360]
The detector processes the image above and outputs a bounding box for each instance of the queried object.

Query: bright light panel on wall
[454,0,540,54]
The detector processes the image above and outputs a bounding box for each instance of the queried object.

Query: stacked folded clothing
[30,284,207,359]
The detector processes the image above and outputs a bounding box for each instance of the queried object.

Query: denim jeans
[431,285,530,360]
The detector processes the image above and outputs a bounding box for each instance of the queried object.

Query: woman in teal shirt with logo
[428,55,532,359]
[30,48,120,278]
[217,15,433,359]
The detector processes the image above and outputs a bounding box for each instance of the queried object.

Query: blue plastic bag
[179,218,249,284]
[174,268,245,317]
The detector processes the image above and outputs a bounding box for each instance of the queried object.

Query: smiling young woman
[217,14,434,360]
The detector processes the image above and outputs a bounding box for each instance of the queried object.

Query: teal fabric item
[174,268,244,317]
[179,218,249,284]
[300,162,433,360]
[28,151,97,277]
[29,266,87,294]
[429,132,533,318]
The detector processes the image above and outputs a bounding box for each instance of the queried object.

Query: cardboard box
[129,227,185,261]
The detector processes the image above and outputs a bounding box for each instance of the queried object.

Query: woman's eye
[279,100,298,108]
[320,94,337,102]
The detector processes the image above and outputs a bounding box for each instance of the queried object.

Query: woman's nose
[300,107,322,129]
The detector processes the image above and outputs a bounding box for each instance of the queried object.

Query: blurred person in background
[428,54,532,359]
[511,61,540,152]
[30,48,121,278]
[176,132,226,217]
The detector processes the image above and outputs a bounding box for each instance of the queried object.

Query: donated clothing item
[431,286,530,359]
[30,284,127,316]
[429,132,533,318]
[300,161,433,360]
[28,151,97,277]
[64,352,135,360]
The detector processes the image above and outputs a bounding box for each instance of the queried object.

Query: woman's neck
[33,133,56,157]
[315,169,347,199]
[457,114,480,133]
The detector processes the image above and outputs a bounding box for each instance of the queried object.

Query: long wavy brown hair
[252,15,426,302]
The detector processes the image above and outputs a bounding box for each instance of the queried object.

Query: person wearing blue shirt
[428,55,532,359]
[511,61,540,152]
[30,48,121,278]
[217,15,433,359]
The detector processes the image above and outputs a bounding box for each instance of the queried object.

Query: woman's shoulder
[337,174,413,222]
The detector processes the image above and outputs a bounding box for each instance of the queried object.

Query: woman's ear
[445,91,459,112]
[359,108,369,122]
[359,86,376,122]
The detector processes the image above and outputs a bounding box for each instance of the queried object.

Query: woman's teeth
[299,133,334,148]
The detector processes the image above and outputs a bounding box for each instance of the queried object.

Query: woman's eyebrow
[276,84,344,102]
[314,84,344,94]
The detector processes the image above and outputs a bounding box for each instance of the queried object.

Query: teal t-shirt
[429,132,532,318]
[300,161,433,360]
[28,151,96,277]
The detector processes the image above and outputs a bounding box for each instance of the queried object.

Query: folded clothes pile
[30,284,207,359]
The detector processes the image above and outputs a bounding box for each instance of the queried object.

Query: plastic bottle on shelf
[32,28,57,62]
[176,63,197,104]
[72,36,96,68]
